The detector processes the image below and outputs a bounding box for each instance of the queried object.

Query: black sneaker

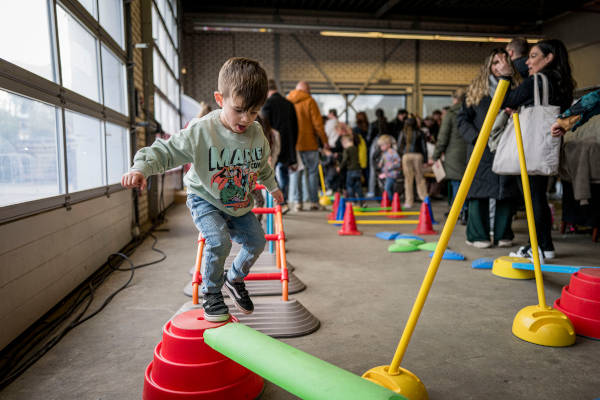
[202,292,230,322]
[223,276,254,314]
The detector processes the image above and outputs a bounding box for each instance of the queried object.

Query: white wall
[0,190,133,349]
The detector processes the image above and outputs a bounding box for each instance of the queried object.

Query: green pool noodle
[417,242,438,251]
[354,206,392,212]
[394,238,425,246]
[204,323,407,400]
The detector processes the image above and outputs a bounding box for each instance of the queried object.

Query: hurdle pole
[192,235,205,305]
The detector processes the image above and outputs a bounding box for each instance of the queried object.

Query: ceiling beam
[374,0,401,18]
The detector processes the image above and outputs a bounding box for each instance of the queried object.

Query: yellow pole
[512,113,547,308]
[318,163,327,195]
[388,79,510,374]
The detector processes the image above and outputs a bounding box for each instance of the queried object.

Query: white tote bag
[492,73,561,176]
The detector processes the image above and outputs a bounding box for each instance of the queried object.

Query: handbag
[492,73,561,176]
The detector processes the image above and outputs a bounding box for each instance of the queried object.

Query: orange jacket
[286,89,327,151]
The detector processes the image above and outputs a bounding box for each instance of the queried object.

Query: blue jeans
[186,194,266,294]
[449,179,468,214]
[288,168,309,203]
[298,150,320,203]
[346,170,363,199]
[275,162,290,204]
[385,177,396,200]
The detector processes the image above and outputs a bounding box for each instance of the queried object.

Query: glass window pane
[312,94,344,120]
[65,110,103,192]
[0,90,61,206]
[350,95,406,126]
[57,6,100,102]
[105,122,128,184]
[422,95,452,117]
[98,0,124,48]
[101,45,128,115]
[0,0,54,81]
[77,0,97,18]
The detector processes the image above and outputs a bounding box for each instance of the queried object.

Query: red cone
[413,202,437,235]
[338,202,362,236]
[388,192,404,219]
[328,192,341,220]
[381,191,390,208]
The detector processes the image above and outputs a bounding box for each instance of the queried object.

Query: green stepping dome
[394,238,425,246]
[417,242,439,251]
[388,243,419,253]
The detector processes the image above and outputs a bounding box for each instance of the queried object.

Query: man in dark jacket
[261,79,298,211]
[506,38,529,78]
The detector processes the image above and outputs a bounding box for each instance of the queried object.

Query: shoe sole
[203,312,230,322]
[223,283,254,315]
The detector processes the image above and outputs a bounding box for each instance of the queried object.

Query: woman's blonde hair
[196,101,212,118]
[465,48,521,107]
[377,134,395,147]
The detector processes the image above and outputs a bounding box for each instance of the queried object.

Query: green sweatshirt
[131,110,279,217]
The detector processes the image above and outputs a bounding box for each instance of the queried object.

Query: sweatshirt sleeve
[502,76,534,109]
[457,103,480,146]
[433,113,452,160]
[131,131,193,178]
[256,132,279,193]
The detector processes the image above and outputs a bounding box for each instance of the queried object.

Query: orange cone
[388,192,404,219]
[381,191,390,208]
[338,202,362,236]
[328,192,341,220]
[413,201,437,235]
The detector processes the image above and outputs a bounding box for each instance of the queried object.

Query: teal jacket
[131,110,279,216]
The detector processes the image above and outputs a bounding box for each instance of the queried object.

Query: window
[0,90,62,207]
[422,95,452,118]
[101,45,128,114]
[312,94,407,127]
[0,0,55,81]
[105,122,129,184]
[98,0,124,48]
[65,111,103,192]
[77,0,97,19]
[57,5,101,102]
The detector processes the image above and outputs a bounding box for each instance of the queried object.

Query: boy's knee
[205,233,232,255]
[246,233,266,254]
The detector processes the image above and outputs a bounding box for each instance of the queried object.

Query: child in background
[121,58,283,322]
[337,134,363,201]
[377,134,401,201]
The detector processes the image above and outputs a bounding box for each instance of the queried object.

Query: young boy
[121,58,283,322]
[336,130,363,200]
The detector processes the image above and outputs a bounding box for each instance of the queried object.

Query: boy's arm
[256,132,280,197]
[338,149,349,170]
[130,131,194,178]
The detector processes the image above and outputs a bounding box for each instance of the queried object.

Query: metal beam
[290,33,343,94]
[374,0,401,18]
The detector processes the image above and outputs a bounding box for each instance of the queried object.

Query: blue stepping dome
[395,234,425,242]
[471,257,494,269]
[375,231,400,240]
[429,250,466,260]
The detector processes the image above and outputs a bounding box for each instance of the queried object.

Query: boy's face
[379,143,390,152]
[214,91,261,134]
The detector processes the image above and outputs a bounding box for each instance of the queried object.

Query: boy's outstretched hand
[271,189,284,205]
[122,171,147,190]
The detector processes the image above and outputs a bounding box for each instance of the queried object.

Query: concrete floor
[2,199,600,400]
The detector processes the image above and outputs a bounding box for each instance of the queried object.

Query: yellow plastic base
[512,304,575,347]
[362,365,428,400]
[319,195,332,206]
[492,256,535,280]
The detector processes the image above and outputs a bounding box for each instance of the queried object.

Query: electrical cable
[0,231,167,390]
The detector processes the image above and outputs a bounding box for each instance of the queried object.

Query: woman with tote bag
[457,49,522,249]
[496,39,576,261]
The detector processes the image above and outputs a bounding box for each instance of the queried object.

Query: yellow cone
[492,256,534,280]
[512,305,575,347]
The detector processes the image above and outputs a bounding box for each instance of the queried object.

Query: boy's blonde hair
[377,134,395,147]
[218,57,268,111]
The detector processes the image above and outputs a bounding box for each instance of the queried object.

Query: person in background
[337,133,363,202]
[498,39,576,261]
[457,48,521,249]
[366,108,390,196]
[324,108,339,148]
[261,79,298,214]
[432,88,468,223]
[287,81,330,211]
[398,115,428,208]
[391,108,409,141]
[506,38,530,79]
[430,109,442,140]
[353,111,370,182]
[377,135,401,201]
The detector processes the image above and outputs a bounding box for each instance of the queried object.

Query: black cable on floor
[0,232,167,390]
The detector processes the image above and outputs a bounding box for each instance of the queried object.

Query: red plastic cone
[554,268,600,339]
[381,191,390,208]
[328,192,341,220]
[413,202,437,235]
[388,192,404,219]
[338,202,362,236]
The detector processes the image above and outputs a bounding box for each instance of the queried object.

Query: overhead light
[200,26,272,33]
[320,31,540,43]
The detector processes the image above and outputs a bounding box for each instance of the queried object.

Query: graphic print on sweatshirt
[209,145,264,210]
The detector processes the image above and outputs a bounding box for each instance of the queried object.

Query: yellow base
[492,256,535,280]
[362,365,428,400]
[319,195,332,206]
[512,304,575,347]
